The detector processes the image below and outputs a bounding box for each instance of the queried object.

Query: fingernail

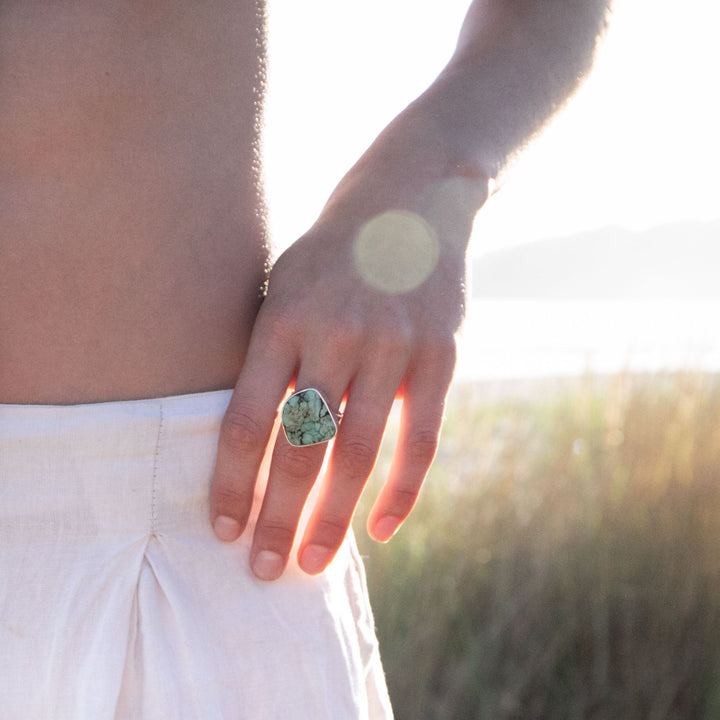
[253,550,285,582]
[374,516,402,543]
[300,545,333,575]
[213,515,241,542]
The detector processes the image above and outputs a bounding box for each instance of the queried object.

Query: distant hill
[471,219,720,299]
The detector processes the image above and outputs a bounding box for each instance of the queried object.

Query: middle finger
[298,358,408,575]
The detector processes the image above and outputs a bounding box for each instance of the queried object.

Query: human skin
[1,1,610,580]
[210,0,612,580]
[0,1,266,403]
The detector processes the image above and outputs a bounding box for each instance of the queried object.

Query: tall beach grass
[355,372,720,720]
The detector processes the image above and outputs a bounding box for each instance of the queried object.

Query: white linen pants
[0,390,393,720]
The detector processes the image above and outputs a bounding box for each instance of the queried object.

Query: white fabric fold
[0,390,392,720]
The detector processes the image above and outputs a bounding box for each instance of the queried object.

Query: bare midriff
[0,1,268,404]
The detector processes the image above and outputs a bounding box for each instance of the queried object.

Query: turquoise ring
[281,388,339,447]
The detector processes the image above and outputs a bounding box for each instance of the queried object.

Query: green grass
[355,372,720,720]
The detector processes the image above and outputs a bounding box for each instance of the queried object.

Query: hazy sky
[264,0,720,257]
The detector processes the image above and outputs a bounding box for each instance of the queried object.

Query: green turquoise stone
[281,388,337,447]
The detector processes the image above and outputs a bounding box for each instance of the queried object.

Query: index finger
[210,315,297,541]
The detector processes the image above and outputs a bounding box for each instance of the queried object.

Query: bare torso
[0,1,267,404]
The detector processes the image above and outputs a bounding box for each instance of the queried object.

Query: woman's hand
[209,129,489,580]
[208,0,611,579]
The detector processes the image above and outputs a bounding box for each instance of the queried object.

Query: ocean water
[454,298,720,381]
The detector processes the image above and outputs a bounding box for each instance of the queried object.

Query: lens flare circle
[353,210,439,294]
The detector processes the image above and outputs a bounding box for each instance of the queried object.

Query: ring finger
[250,373,350,581]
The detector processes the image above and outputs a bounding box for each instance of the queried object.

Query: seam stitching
[150,400,164,537]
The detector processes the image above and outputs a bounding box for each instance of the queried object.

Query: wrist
[324,103,490,229]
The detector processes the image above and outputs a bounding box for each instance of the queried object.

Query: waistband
[0,389,235,538]
[0,387,233,421]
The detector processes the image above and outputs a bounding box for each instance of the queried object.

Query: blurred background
[265,0,720,717]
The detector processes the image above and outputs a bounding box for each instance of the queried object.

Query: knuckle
[393,480,422,503]
[212,483,253,513]
[275,447,321,485]
[375,321,412,355]
[424,332,458,360]
[261,304,299,349]
[257,521,297,550]
[312,515,350,548]
[329,320,364,354]
[389,482,421,514]
[406,430,440,467]
[220,409,265,452]
[418,333,458,379]
[337,436,377,473]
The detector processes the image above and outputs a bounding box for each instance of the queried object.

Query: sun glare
[265,0,719,254]
[264,0,720,380]
[353,210,439,294]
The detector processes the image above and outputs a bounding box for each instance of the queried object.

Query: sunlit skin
[1,1,610,581]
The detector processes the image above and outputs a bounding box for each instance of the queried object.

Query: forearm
[323,0,610,251]
[434,0,612,179]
